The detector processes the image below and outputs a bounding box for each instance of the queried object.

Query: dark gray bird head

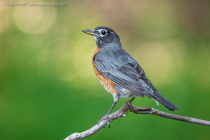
[82,26,121,48]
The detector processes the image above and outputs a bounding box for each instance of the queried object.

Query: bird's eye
[101,30,107,35]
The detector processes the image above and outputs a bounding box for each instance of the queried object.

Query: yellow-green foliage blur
[1,0,210,140]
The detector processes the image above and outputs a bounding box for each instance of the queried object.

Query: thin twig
[64,103,210,140]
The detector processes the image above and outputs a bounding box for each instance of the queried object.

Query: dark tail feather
[150,91,178,111]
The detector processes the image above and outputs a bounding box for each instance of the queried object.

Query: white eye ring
[99,29,107,37]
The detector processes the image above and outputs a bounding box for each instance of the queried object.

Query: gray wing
[123,52,178,111]
[94,51,149,97]
[94,50,178,111]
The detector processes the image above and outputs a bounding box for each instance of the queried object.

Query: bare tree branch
[64,103,210,140]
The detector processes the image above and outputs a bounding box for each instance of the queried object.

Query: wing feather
[95,60,146,97]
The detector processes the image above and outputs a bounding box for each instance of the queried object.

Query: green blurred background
[1,0,210,140]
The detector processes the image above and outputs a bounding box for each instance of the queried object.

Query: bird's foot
[126,98,135,112]
[97,115,111,128]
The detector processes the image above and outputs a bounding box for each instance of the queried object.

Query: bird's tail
[150,91,178,111]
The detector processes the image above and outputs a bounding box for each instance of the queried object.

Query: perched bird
[82,26,178,126]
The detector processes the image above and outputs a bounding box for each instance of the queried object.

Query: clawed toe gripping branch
[64,103,210,140]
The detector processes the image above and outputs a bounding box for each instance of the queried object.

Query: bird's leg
[126,97,135,112]
[98,95,119,128]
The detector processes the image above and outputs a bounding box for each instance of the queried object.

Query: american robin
[82,26,178,126]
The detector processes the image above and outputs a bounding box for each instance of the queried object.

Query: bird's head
[82,26,121,48]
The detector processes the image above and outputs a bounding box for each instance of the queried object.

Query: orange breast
[92,47,116,95]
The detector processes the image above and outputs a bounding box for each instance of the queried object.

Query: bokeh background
[1,0,210,140]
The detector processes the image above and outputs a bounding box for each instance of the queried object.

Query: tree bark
[64,103,210,140]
